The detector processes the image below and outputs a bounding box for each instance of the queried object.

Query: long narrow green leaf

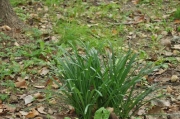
[56,42,159,119]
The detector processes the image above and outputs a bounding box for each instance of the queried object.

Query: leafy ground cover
[0,0,180,119]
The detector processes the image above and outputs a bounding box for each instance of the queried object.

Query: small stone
[171,75,178,82]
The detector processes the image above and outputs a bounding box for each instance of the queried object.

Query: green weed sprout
[173,8,180,20]
[57,42,159,119]
[94,107,110,119]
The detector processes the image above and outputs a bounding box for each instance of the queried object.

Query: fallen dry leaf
[161,31,168,36]
[45,76,61,88]
[174,19,180,24]
[177,95,180,101]
[176,57,180,62]
[147,106,164,114]
[173,50,179,55]
[4,104,16,113]
[15,79,27,89]
[160,38,171,47]
[39,67,49,75]
[134,15,145,22]
[34,85,45,89]
[19,94,26,99]
[47,108,54,114]
[24,95,34,105]
[37,106,47,114]
[34,93,44,99]
[151,99,170,107]
[51,36,58,42]
[155,68,166,75]
[164,51,173,56]
[169,112,180,119]
[170,97,177,102]
[0,108,3,114]
[17,77,23,81]
[30,13,40,20]
[26,108,39,118]
[168,105,179,112]
[19,111,28,116]
[167,86,173,93]
[44,6,49,12]
[49,98,57,104]
[112,29,118,35]
[109,112,118,119]
[34,117,43,119]
[106,107,114,113]
[45,79,53,87]
[132,0,140,4]
[0,25,11,31]
[52,82,59,89]
[137,108,146,115]
[172,45,180,50]
[14,42,20,47]
[0,104,6,115]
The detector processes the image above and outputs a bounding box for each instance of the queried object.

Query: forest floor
[0,0,180,119]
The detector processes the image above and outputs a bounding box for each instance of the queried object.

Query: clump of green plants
[0,32,12,42]
[177,26,180,32]
[56,42,159,119]
[139,0,154,4]
[54,21,90,44]
[10,0,26,7]
[94,107,110,119]
[1,80,15,89]
[173,8,180,20]
[0,62,21,80]
[0,94,8,101]
[25,28,42,39]
[44,0,61,6]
